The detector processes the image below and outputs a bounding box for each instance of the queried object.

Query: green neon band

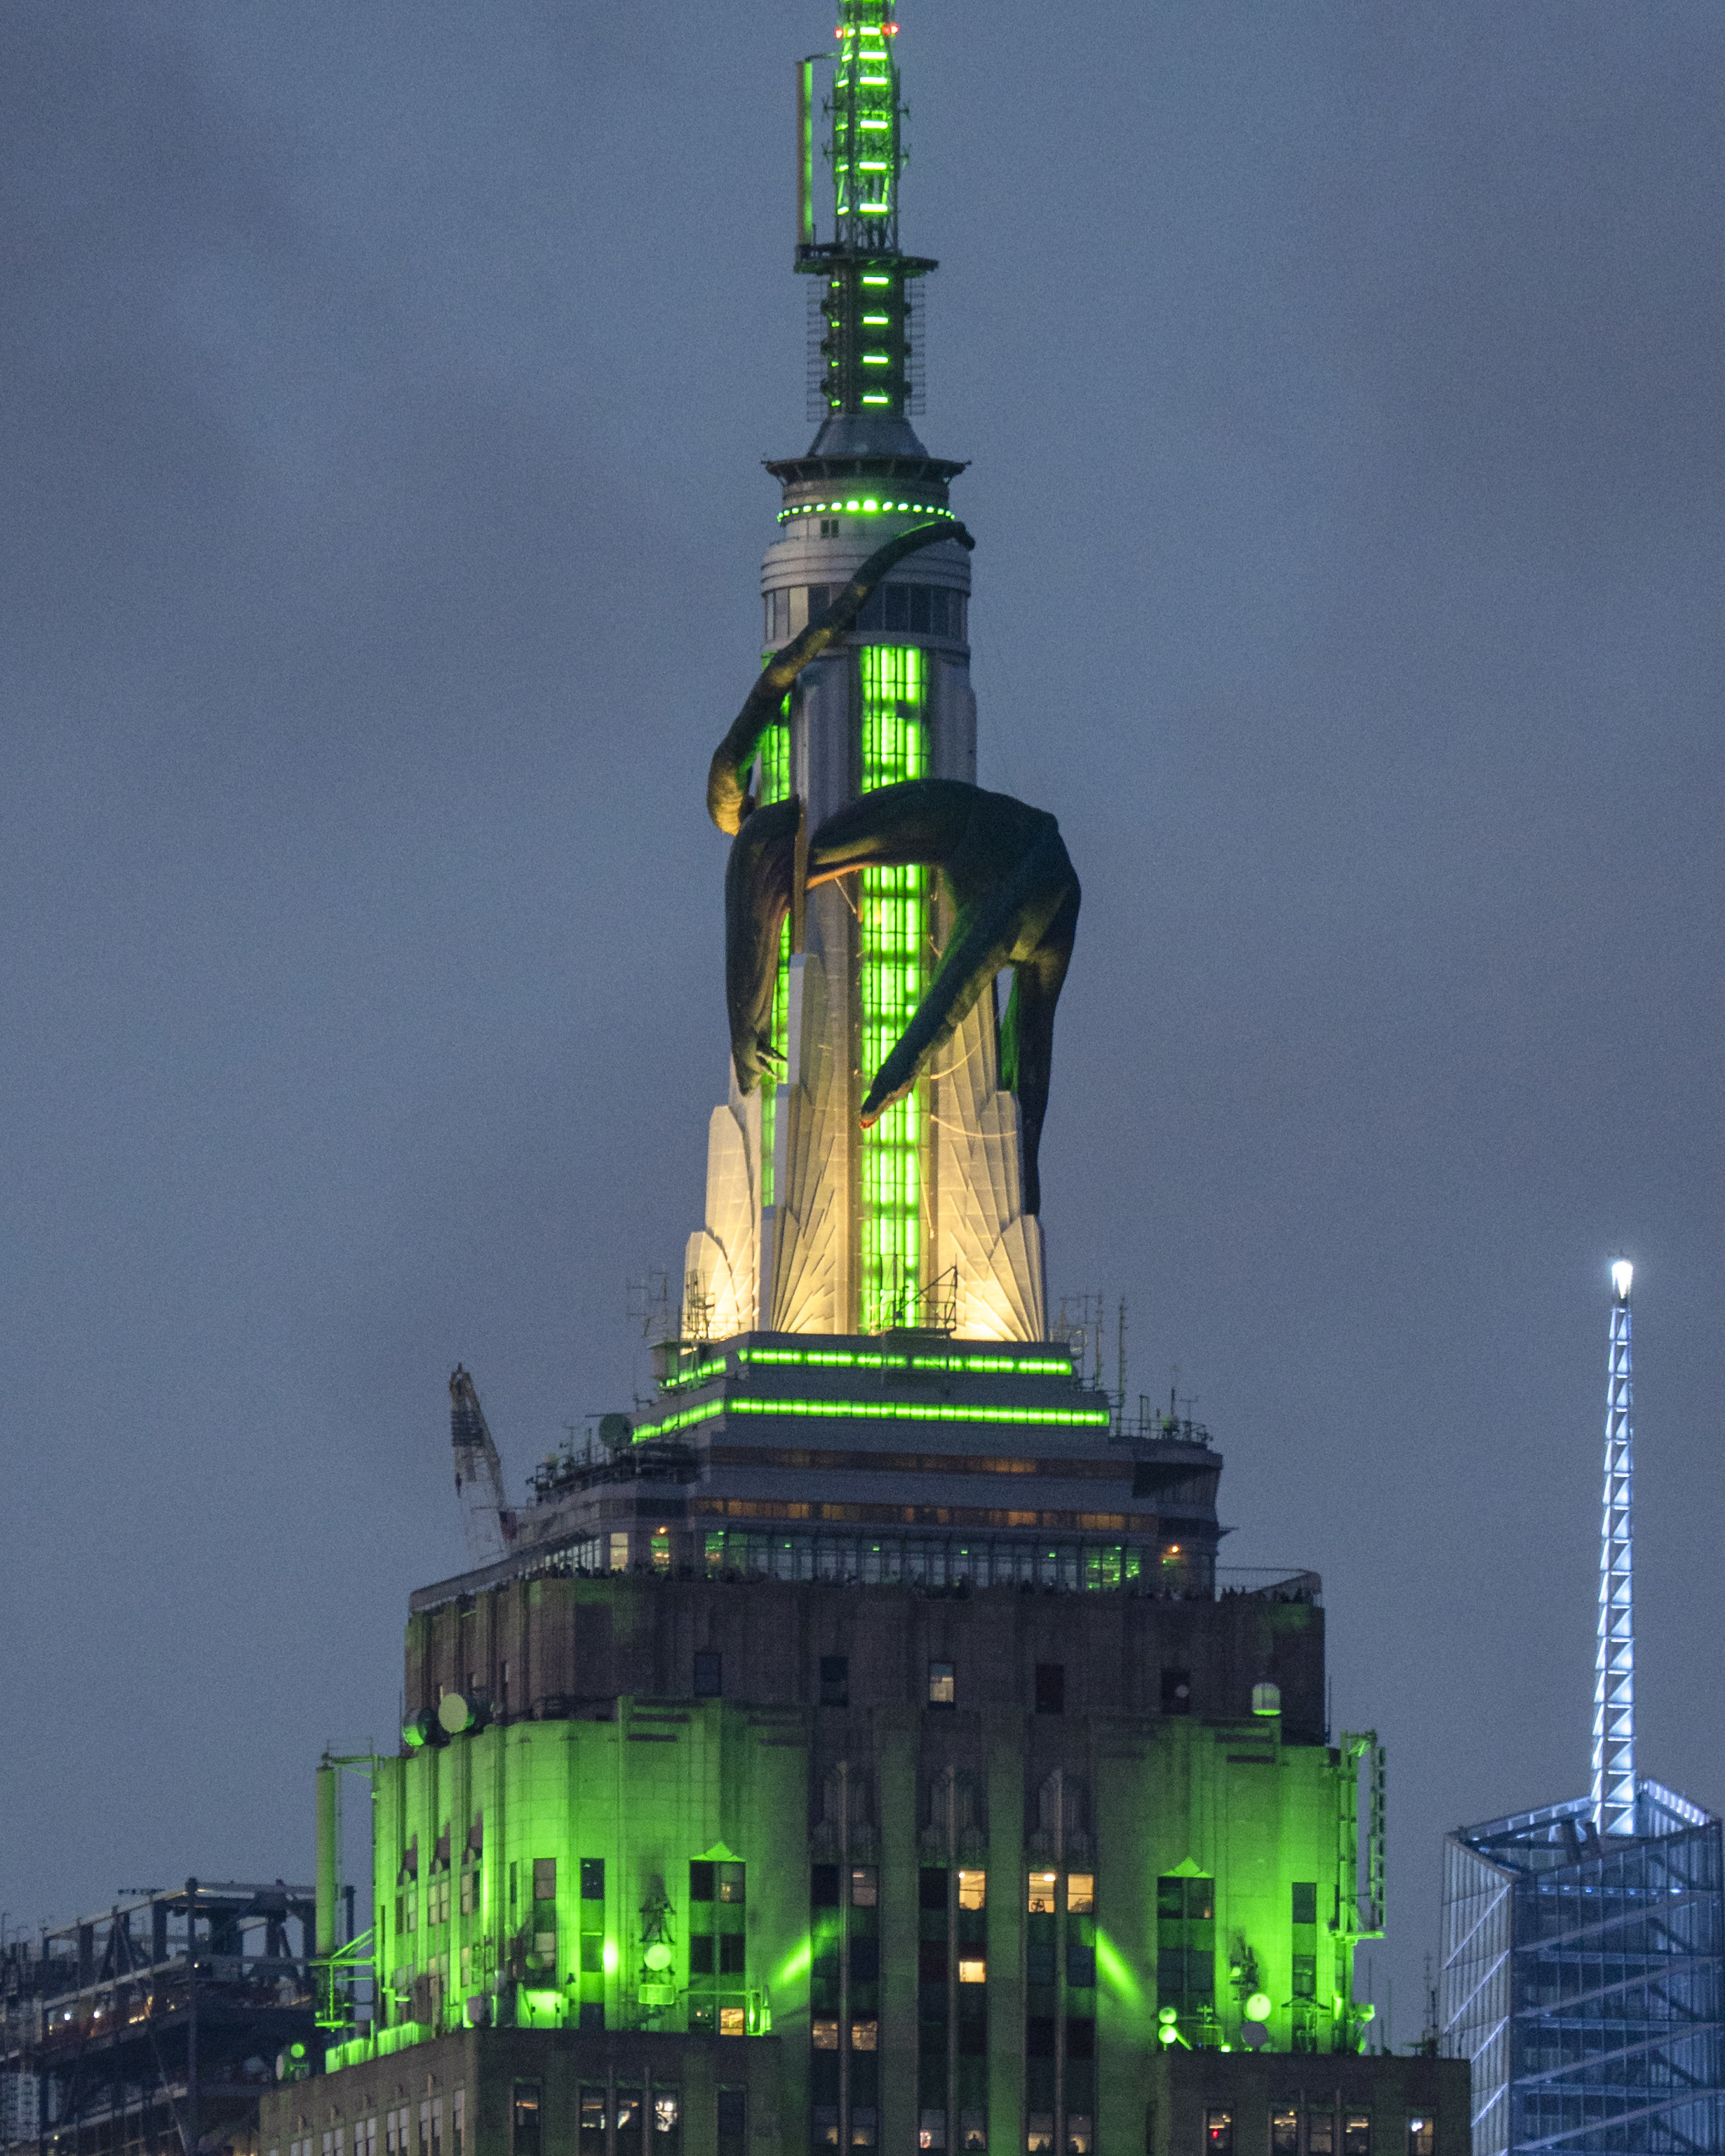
[631,1396,1112,1443]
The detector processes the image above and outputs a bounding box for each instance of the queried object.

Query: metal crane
[449,1364,516,1564]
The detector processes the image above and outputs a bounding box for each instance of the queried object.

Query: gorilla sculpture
[709,522,1079,1218]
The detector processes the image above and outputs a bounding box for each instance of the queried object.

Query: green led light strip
[660,1356,730,1394]
[776,502,956,526]
[631,1396,1113,1444]
[858,645,926,1335]
[754,701,792,1206]
[739,1347,1074,1377]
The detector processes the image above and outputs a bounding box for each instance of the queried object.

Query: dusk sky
[6,0,1724,2042]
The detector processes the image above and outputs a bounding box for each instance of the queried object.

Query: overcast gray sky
[5,0,1724,2040]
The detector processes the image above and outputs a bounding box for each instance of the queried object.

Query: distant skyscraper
[1442,1267,1725,2156]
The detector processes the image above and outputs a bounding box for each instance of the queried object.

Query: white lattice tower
[1592,1260,1636,1837]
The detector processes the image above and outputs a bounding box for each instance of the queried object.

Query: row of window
[763,582,968,646]
[1210,2115,1435,2156]
[288,2094,464,2156]
[700,1530,1164,1591]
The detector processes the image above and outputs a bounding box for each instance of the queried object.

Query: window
[532,1859,556,1901]
[928,1662,956,1707]
[694,1652,723,1698]
[1206,2115,1233,2156]
[1344,2121,1371,2156]
[512,2084,541,2156]
[1027,2119,1055,2155]
[690,1861,714,1901]
[720,1934,746,1974]
[1308,2118,1334,2156]
[812,1864,840,1908]
[1065,2120,1093,2156]
[812,2018,840,2050]
[720,2005,746,2037]
[1273,2113,1298,2156]
[1407,2124,1433,2156]
[958,2115,986,2154]
[820,1655,850,1706]
[1034,1664,1066,1715]
[718,1862,746,1904]
[690,1937,714,1975]
[581,1859,605,1900]
[851,2017,880,2050]
[453,2094,464,2156]
[958,1870,986,1911]
[1292,1953,1317,1997]
[616,2089,644,2156]
[1066,1946,1095,1987]
[1291,1882,1317,1924]
[1161,1667,1192,1714]
[920,1868,949,1910]
[850,1866,878,1908]
[717,2091,747,2151]
[581,1938,604,1973]
[958,1957,986,1984]
[609,1530,629,1572]
[580,2093,605,2156]
[1066,1873,1094,1914]
[654,2095,680,2139]
[431,2101,442,2156]
[921,2113,948,2150]
[814,2109,840,2149]
[852,2111,878,2150]
[1027,1871,1058,1914]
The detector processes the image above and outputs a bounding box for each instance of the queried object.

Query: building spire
[1592,1260,1637,1837]
[797,0,934,445]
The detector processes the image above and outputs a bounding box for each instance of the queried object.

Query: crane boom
[449,1365,516,1563]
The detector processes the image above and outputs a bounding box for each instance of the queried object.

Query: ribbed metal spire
[1592,1260,1636,1837]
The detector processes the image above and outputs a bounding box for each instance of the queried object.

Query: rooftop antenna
[1592,1259,1636,1838]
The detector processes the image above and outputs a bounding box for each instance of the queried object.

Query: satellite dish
[438,1692,474,1736]
[598,1413,634,1450]
[643,1942,673,1972]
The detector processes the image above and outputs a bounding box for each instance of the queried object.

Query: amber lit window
[811,2019,839,2050]
[958,1870,986,1911]
[1206,2115,1233,2155]
[958,1958,986,1984]
[718,2006,745,2037]
[1066,1873,1094,1914]
[1027,1871,1057,1914]
[1407,2122,1433,2156]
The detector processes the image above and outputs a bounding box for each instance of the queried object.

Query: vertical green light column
[756,706,792,1207]
[857,644,927,1332]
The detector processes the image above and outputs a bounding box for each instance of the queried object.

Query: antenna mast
[1592,1261,1636,1837]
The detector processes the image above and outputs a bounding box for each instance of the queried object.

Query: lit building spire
[798,0,932,434]
[1592,1260,1637,1836]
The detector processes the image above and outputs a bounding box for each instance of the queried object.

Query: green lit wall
[335,1697,1373,2156]
[857,644,927,1332]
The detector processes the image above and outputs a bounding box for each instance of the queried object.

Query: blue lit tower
[681,0,1049,1345]
[1593,1261,1636,1838]
[1442,1266,1725,2156]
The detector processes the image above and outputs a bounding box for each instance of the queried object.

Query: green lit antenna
[797,0,934,429]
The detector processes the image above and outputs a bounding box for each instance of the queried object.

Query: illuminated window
[958,1871,986,1911]
[1065,2121,1092,2156]
[1027,1872,1057,1915]
[532,1859,556,1901]
[719,2006,746,2037]
[1066,1873,1094,1914]
[857,644,927,1332]
[1344,2120,1371,2156]
[851,2016,879,2050]
[920,2115,948,2150]
[850,1866,878,1908]
[1026,2120,1055,2155]
[652,2096,678,2141]
[927,1660,955,1706]
[511,2084,541,2156]
[812,2018,840,2050]
[1407,2124,1432,2156]
[609,1531,630,1572]
[1206,2115,1233,2155]
[959,2116,986,2155]
[718,1863,746,1904]
[1273,2113,1298,2156]
[958,1958,986,1984]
